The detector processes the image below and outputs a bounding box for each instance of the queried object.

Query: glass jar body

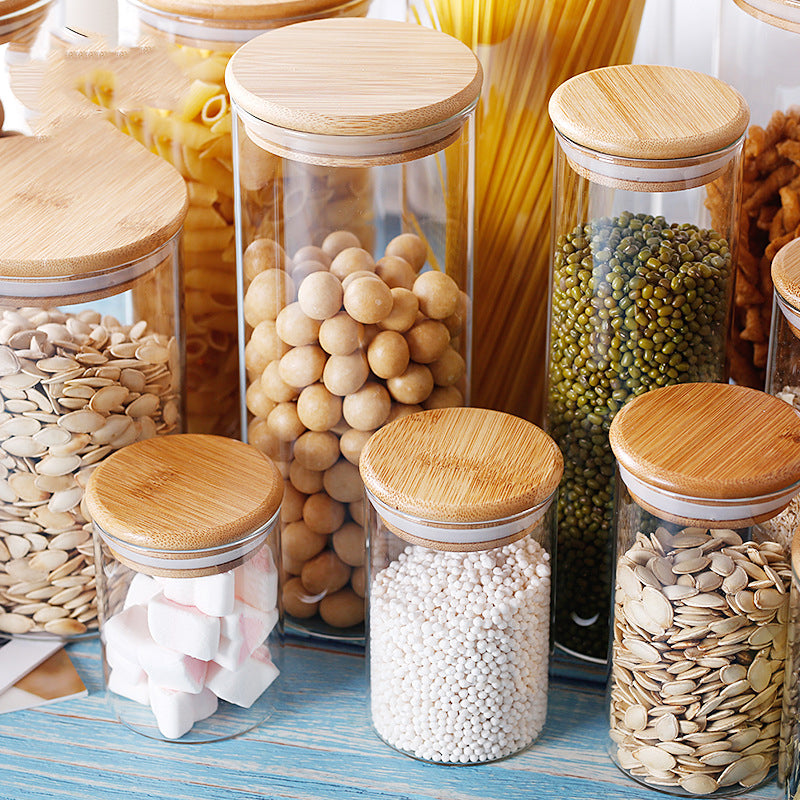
[546,135,742,662]
[95,523,282,742]
[0,237,184,639]
[608,475,792,795]
[233,113,474,641]
[366,498,554,764]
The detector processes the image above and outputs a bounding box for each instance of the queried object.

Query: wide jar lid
[0,0,50,44]
[733,0,800,33]
[609,383,800,524]
[772,237,800,321]
[360,408,563,549]
[226,18,482,165]
[131,0,365,22]
[85,434,283,556]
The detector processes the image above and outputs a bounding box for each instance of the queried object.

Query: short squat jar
[227,19,480,639]
[360,407,563,764]
[0,119,185,639]
[546,65,749,663]
[86,434,283,742]
[607,382,800,796]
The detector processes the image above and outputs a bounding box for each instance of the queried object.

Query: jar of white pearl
[359,407,563,764]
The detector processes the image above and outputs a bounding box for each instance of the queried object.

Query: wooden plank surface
[0,639,780,800]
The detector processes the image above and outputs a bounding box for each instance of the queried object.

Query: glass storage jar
[0,117,186,639]
[718,0,800,389]
[607,382,800,795]
[360,407,562,764]
[86,434,283,742]
[785,531,800,800]
[227,18,481,641]
[546,64,749,664]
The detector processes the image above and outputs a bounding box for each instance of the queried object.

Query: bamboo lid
[0,119,187,280]
[359,408,563,527]
[772,237,800,308]
[85,434,283,553]
[132,0,365,22]
[609,383,800,501]
[0,0,47,17]
[226,18,482,138]
[733,0,800,33]
[549,65,749,160]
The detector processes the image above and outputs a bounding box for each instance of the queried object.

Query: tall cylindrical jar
[785,532,800,800]
[607,382,800,795]
[718,0,800,389]
[227,18,481,640]
[0,118,186,639]
[546,65,749,663]
[360,407,563,764]
[86,434,283,742]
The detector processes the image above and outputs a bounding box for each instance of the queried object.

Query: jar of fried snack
[0,117,186,639]
[718,0,800,389]
[546,65,748,665]
[87,434,282,742]
[608,382,800,795]
[361,407,562,763]
[227,18,480,640]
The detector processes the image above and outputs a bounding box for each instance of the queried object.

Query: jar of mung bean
[360,407,562,764]
[226,18,480,641]
[607,382,800,796]
[0,117,186,639]
[87,434,283,742]
[546,65,749,664]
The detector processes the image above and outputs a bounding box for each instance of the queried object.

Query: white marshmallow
[160,572,236,617]
[234,547,277,611]
[214,604,277,670]
[103,604,151,664]
[205,645,279,709]
[108,666,149,706]
[123,573,161,609]
[105,643,143,684]
[148,684,218,740]
[147,594,220,661]
[139,644,207,694]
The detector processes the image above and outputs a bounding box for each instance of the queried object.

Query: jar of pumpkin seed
[0,117,186,638]
[546,65,749,664]
[607,382,800,796]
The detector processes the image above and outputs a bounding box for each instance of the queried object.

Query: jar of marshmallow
[359,407,563,764]
[85,434,283,742]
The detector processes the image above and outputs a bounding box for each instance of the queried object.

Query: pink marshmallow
[123,573,161,609]
[148,684,218,740]
[108,666,149,706]
[234,548,277,611]
[205,645,279,708]
[160,573,236,617]
[103,604,151,664]
[147,594,220,661]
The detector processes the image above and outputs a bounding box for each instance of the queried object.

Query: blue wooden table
[0,639,780,800]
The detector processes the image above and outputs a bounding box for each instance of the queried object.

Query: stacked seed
[0,306,180,636]
[610,526,790,795]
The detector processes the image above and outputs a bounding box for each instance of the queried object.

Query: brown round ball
[267,402,306,442]
[386,363,434,405]
[296,383,342,432]
[291,259,328,287]
[342,382,391,431]
[278,345,327,389]
[385,233,427,272]
[282,520,327,563]
[412,270,460,320]
[423,386,464,410]
[293,245,332,268]
[322,230,361,259]
[349,499,366,527]
[332,522,365,567]
[342,270,382,291]
[261,360,299,403]
[375,255,416,290]
[293,430,340,471]
[319,312,364,356]
[245,381,275,419]
[343,277,393,325]
[322,351,369,396]
[283,576,320,618]
[443,291,469,337]
[276,303,321,347]
[323,458,363,503]
[249,418,288,462]
[301,550,351,595]
[377,288,418,333]
[245,320,289,375]
[429,347,466,386]
[330,247,375,281]
[243,237,290,283]
[350,566,366,598]
[297,271,343,321]
[385,402,424,424]
[244,268,296,326]
[289,460,325,495]
[367,330,409,379]
[360,324,380,348]
[281,480,306,523]
[303,492,346,535]
[274,460,291,480]
[339,428,373,466]
[319,588,364,628]
[404,320,450,364]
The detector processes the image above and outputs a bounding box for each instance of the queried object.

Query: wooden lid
[359,408,563,526]
[0,119,187,281]
[132,0,364,22]
[85,434,283,553]
[772,237,800,308]
[609,383,800,500]
[226,18,482,137]
[733,0,800,33]
[549,65,749,160]
[0,0,47,17]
